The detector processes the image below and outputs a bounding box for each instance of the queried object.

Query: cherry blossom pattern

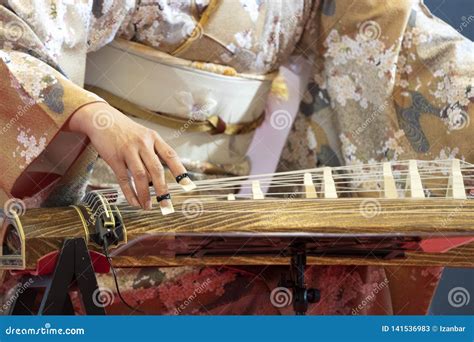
[13,129,47,169]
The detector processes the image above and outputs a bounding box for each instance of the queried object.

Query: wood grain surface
[5,198,474,270]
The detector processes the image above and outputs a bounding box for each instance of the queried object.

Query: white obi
[85,39,274,173]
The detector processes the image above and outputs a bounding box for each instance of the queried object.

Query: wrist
[68,102,108,135]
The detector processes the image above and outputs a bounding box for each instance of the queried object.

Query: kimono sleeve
[0,49,104,203]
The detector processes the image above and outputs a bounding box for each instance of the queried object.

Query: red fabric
[11,250,110,276]
[420,237,474,253]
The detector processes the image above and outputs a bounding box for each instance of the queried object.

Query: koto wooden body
[3,198,474,270]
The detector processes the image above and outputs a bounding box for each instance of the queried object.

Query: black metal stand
[9,238,106,315]
[279,243,320,315]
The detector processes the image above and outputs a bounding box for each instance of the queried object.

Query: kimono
[0,0,472,315]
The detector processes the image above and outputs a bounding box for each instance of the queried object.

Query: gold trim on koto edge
[11,211,25,270]
[0,211,27,270]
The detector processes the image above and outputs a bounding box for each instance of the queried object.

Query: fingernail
[156,193,173,215]
[160,199,174,215]
[176,173,197,192]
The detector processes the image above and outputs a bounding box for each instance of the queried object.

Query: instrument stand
[9,238,106,315]
[279,243,320,315]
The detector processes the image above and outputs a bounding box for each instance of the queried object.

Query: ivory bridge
[1,159,474,271]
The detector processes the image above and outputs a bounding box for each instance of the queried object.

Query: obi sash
[85,38,275,176]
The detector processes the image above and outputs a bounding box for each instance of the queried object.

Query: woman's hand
[68,102,191,211]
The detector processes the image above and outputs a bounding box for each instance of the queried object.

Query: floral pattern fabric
[277,0,473,315]
[0,4,105,205]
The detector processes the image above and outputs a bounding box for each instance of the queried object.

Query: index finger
[154,136,196,191]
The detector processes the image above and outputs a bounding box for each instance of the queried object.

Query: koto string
[89,177,474,215]
[84,160,473,216]
[91,178,474,216]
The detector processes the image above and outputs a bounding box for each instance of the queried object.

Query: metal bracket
[279,243,320,315]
